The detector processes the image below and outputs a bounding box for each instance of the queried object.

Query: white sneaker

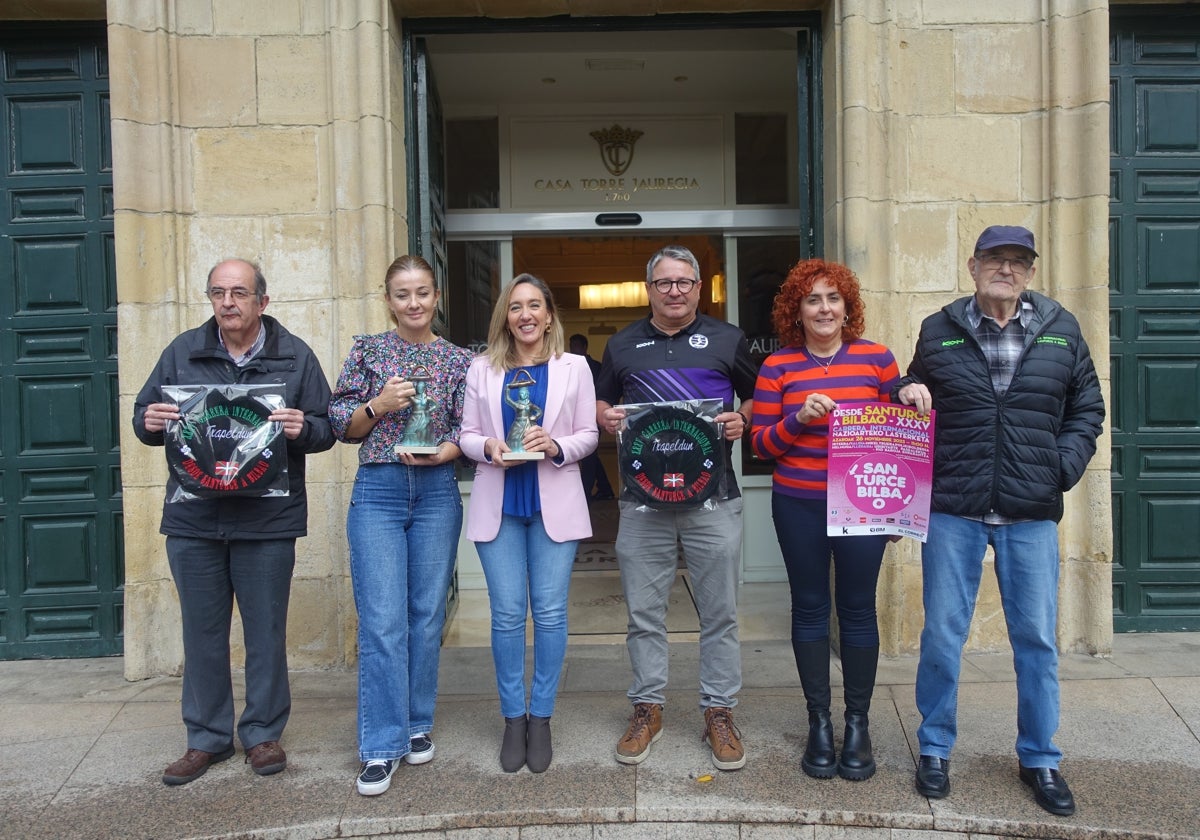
[356,759,397,795]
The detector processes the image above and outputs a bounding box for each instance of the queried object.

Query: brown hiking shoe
[615,703,663,765]
[161,745,235,786]
[245,740,287,776]
[703,706,745,770]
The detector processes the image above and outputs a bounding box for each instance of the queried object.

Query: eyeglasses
[977,255,1034,275]
[649,277,698,294]
[206,287,256,301]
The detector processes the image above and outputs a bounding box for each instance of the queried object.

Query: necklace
[805,344,841,374]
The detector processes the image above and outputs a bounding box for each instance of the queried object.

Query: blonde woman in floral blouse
[329,255,473,797]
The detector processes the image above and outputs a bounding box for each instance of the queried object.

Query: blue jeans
[772,493,886,646]
[915,512,1063,768]
[347,463,461,761]
[476,512,577,719]
[166,536,295,753]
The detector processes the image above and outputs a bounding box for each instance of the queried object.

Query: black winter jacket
[894,292,1104,522]
[133,315,335,540]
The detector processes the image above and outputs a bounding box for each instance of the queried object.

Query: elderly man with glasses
[595,244,757,772]
[133,258,334,786]
[895,226,1105,816]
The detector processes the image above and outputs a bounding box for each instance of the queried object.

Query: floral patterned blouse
[329,332,474,464]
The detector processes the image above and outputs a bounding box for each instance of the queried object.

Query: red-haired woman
[749,259,899,782]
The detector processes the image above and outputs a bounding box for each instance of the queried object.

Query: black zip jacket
[893,292,1104,523]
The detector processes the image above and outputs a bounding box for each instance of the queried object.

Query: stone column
[111,0,403,678]
[828,0,1112,655]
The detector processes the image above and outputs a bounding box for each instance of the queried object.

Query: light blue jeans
[616,498,744,709]
[476,512,577,719]
[347,462,461,761]
[915,512,1063,768]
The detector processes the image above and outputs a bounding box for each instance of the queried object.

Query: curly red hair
[771,258,867,347]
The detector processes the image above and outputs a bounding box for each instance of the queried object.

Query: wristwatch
[364,401,377,420]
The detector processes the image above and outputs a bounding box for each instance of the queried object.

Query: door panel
[1,26,121,658]
[1111,13,1200,630]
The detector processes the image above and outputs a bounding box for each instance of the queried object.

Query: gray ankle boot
[500,715,527,773]
[526,715,553,773]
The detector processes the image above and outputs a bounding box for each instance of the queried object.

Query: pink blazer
[460,352,599,543]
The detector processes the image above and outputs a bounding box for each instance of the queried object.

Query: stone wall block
[894,205,960,293]
[1047,107,1110,201]
[192,127,321,214]
[117,426,170,489]
[894,28,954,116]
[174,1,215,35]
[123,580,183,680]
[333,117,390,210]
[285,577,343,669]
[185,216,268,278]
[106,25,170,125]
[956,27,1043,114]
[105,0,167,31]
[118,303,185,383]
[908,117,1022,202]
[840,196,893,282]
[113,213,182,303]
[330,27,386,123]
[924,0,1043,25]
[1057,553,1113,655]
[258,36,331,126]
[264,215,335,300]
[175,37,257,127]
[1048,8,1111,110]
[110,120,176,213]
[212,0,302,36]
[120,492,167,580]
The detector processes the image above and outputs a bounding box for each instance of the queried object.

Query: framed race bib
[162,384,289,501]
[616,399,725,508]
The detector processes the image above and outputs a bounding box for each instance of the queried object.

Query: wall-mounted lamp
[579,282,649,310]
[710,273,726,304]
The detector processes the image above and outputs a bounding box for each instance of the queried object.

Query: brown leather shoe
[162,746,235,786]
[615,703,663,765]
[245,740,287,776]
[703,706,745,770]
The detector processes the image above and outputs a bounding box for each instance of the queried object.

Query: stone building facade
[0,1,1131,678]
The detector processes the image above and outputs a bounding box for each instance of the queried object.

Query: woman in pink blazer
[460,274,598,774]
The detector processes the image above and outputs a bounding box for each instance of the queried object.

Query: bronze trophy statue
[394,366,439,456]
[502,368,544,461]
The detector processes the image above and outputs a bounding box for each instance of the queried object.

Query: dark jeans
[771,494,886,646]
[166,536,296,753]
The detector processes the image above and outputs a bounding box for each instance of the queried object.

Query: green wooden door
[1110,12,1200,631]
[0,25,123,658]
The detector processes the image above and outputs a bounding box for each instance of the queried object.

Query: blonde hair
[485,273,564,370]
[383,255,436,326]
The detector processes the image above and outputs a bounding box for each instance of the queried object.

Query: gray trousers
[166,536,295,753]
[615,498,743,709]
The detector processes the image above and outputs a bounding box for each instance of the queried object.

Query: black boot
[838,644,879,780]
[793,639,836,779]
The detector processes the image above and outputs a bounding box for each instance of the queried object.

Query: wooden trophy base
[501,451,545,461]
[395,444,440,456]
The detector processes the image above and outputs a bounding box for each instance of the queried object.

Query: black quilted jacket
[894,292,1105,523]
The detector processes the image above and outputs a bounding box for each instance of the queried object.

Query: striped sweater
[750,338,900,499]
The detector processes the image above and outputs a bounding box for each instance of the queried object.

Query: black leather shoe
[915,755,950,798]
[1019,764,1075,816]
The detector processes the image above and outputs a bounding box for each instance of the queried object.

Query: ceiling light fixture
[579,282,648,310]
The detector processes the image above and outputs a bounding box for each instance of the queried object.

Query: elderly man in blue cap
[894,225,1105,816]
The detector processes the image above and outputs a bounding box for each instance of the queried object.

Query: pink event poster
[826,401,935,542]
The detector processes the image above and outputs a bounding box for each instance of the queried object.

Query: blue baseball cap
[974,225,1038,257]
